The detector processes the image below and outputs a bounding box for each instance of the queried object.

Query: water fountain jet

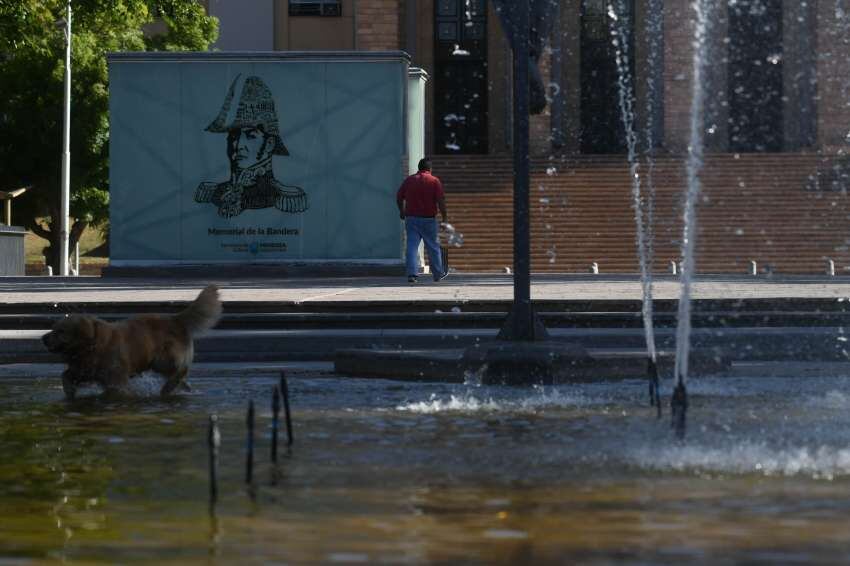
[671,0,715,438]
[609,0,661,409]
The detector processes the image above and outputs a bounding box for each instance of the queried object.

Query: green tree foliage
[0,0,218,270]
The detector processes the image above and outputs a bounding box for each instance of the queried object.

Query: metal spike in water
[245,400,255,484]
[271,385,281,463]
[647,357,661,418]
[647,357,657,405]
[280,372,294,447]
[208,414,220,505]
[671,381,688,440]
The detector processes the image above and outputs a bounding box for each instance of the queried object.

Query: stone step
[10,310,850,331]
[5,326,850,364]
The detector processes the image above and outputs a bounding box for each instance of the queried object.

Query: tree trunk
[69,219,89,272]
[31,215,88,275]
[29,217,55,275]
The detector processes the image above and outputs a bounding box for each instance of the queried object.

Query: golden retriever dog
[42,285,222,399]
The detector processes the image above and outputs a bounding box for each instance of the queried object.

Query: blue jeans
[405,216,443,279]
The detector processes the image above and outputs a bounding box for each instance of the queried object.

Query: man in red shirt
[396,158,449,283]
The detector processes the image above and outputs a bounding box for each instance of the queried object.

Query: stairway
[434,153,850,274]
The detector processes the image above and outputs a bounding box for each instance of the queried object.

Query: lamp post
[59,0,72,276]
[461,0,582,386]
[495,0,548,341]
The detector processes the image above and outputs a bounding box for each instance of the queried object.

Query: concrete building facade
[189,1,850,275]
[201,0,850,159]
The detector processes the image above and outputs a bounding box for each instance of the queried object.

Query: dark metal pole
[497,0,548,341]
[514,0,530,316]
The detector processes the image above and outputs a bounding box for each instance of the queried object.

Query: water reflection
[3,373,850,563]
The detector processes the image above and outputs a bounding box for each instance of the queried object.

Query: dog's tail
[175,285,222,336]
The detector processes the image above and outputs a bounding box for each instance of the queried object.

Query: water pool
[3,367,850,564]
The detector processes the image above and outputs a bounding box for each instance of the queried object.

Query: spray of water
[643,0,663,286]
[674,0,712,386]
[608,0,657,363]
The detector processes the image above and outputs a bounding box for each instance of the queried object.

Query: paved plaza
[3,274,850,305]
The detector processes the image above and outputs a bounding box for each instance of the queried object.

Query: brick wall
[357,0,402,51]
[434,154,850,274]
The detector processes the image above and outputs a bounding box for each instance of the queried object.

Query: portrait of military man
[195,74,308,218]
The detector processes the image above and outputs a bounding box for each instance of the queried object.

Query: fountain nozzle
[647,357,661,418]
[671,381,688,440]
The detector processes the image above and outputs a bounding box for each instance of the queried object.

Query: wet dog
[42,285,222,399]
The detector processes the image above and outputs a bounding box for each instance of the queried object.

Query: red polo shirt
[396,171,444,217]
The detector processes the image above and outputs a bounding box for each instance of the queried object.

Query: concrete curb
[333,346,731,383]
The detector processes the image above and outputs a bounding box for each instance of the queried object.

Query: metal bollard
[669,260,678,275]
[750,260,758,276]
[245,400,255,484]
[590,262,599,275]
[827,259,836,277]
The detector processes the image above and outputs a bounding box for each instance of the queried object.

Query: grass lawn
[24,224,108,276]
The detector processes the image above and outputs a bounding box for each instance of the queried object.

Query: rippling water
[3,369,850,564]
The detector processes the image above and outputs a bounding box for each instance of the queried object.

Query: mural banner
[108,52,410,264]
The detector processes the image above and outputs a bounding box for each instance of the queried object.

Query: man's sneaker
[408,275,418,284]
[434,270,449,283]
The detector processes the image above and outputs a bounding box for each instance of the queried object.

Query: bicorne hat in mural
[205,74,290,156]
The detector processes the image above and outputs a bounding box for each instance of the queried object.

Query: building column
[661,2,692,152]
[529,52,552,156]
[663,0,724,153]
[816,1,850,151]
[554,0,581,154]
[405,0,417,59]
[783,0,817,151]
[274,0,286,49]
[488,4,511,154]
[416,0,434,153]
[634,0,665,152]
[702,1,728,153]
